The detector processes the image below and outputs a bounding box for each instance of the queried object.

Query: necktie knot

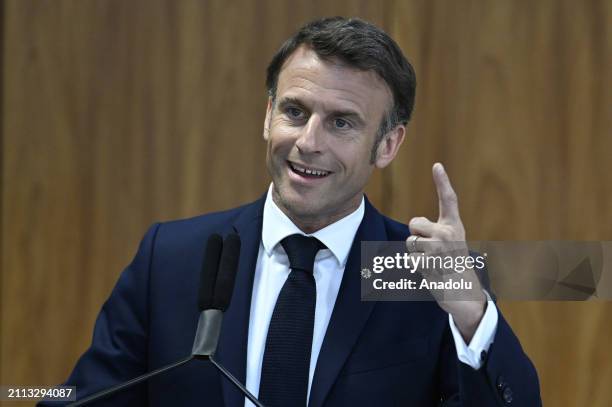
[281,234,325,273]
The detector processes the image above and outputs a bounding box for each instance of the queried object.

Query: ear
[374,124,405,169]
[263,97,273,141]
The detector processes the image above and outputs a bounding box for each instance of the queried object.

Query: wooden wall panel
[388,1,612,406]
[1,1,610,406]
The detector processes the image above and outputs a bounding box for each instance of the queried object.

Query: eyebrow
[277,96,366,127]
[277,97,307,111]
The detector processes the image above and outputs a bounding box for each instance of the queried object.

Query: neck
[271,190,362,234]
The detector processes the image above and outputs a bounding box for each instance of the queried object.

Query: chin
[280,194,319,216]
[275,188,321,216]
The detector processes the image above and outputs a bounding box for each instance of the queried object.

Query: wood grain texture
[389,1,612,406]
[1,1,610,405]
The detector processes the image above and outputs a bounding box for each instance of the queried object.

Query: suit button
[502,386,513,404]
[480,350,487,363]
[496,375,505,389]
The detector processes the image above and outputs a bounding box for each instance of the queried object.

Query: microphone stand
[67,356,194,407]
[209,354,264,407]
[192,309,265,407]
[66,354,264,407]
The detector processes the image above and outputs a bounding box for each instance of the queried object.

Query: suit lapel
[215,195,266,407]
[308,198,388,407]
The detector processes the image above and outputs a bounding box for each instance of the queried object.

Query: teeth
[291,163,329,177]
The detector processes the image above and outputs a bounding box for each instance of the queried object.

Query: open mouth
[288,161,331,178]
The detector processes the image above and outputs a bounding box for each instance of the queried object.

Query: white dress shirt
[245,186,498,406]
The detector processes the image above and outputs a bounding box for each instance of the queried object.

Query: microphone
[192,233,239,357]
[198,233,224,310]
[192,234,265,407]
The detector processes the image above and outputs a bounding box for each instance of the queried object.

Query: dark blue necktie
[259,234,325,407]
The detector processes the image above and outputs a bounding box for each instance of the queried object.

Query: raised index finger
[433,163,460,222]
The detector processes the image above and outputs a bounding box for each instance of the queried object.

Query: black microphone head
[198,234,223,310]
[212,233,241,311]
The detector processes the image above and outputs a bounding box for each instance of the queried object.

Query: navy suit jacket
[44,194,541,406]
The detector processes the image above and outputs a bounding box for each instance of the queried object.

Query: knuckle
[409,217,424,227]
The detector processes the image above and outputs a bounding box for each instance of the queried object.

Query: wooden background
[1,0,611,405]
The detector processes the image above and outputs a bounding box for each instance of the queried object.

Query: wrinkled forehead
[276,46,393,119]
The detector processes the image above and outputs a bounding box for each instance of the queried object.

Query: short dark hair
[265,17,417,161]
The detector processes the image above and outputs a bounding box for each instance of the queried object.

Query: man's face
[264,46,403,230]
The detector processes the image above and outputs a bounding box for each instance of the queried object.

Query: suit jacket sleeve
[439,252,542,406]
[38,224,159,406]
[438,309,541,406]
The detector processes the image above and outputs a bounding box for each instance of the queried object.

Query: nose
[295,114,324,154]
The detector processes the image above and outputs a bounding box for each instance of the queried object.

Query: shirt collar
[261,184,365,267]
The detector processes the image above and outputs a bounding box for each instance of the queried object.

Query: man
[47,17,541,406]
